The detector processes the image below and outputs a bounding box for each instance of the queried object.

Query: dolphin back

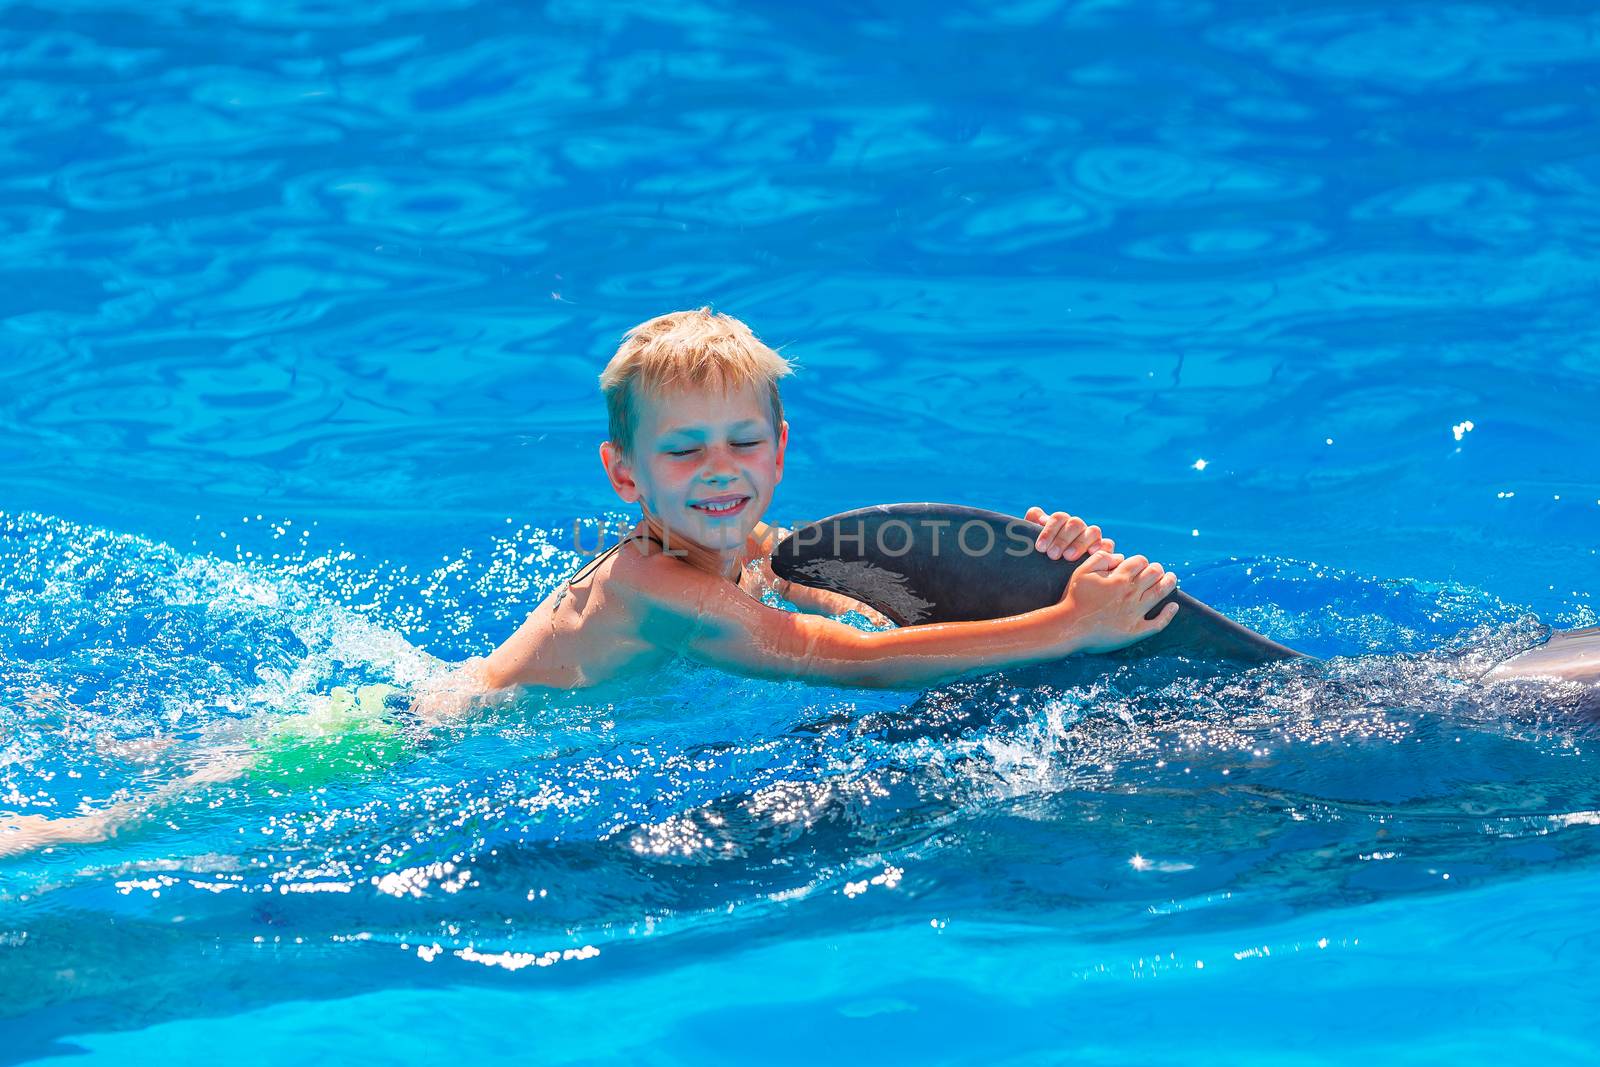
[1486,625,1600,685]
[770,503,1302,664]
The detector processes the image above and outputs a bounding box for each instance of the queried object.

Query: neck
[639,513,745,581]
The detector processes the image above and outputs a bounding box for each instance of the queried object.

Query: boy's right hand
[1058,551,1179,654]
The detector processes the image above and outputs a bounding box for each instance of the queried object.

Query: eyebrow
[657,418,765,439]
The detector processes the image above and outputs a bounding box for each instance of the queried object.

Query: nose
[700,445,738,483]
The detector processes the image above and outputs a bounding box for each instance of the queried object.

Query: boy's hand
[1059,551,1178,654]
[1024,506,1114,561]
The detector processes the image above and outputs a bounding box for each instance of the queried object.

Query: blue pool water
[3,0,1600,1061]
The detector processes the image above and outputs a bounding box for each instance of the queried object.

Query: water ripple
[1064,144,1318,205]
[3,0,1600,1050]
[1125,221,1328,263]
[59,155,284,212]
[1211,6,1600,91]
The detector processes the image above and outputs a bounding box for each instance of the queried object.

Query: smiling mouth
[690,495,751,516]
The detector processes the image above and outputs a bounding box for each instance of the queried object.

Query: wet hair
[599,307,794,455]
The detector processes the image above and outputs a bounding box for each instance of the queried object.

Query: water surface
[2,0,1599,1062]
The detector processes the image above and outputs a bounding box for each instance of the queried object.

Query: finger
[1097,537,1115,554]
[1047,512,1081,544]
[1064,523,1100,561]
[1024,506,1046,525]
[1034,511,1061,542]
[1078,549,1118,574]
[1034,514,1056,549]
[1041,515,1083,557]
[1142,601,1180,632]
[1048,519,1085,559]
[1113,553,1149,579]
[1142,570,1178,605]
[1033,510,1059,549]
[1134,561,1166,594]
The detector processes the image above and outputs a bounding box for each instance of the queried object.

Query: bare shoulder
[482,544,686,690]
[599,539,720,613]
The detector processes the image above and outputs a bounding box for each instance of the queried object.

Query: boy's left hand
[1024,506,1115,562]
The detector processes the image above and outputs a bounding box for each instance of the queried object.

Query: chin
[693,521,752,550]
[695,508,763,548]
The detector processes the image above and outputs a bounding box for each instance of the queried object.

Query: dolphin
[770,503,1597,684]
[1485,625,1600,683]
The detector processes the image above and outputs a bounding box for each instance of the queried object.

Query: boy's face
[601,382,787,553]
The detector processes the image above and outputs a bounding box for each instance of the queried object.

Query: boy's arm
[748,523,894,625]
[762,562,895,625]
[408,655,501,723]
[633,550,1178,690]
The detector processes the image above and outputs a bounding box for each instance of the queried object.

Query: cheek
[753,449,781,483]
[649,460,697,492]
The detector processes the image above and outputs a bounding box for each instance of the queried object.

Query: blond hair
[600,307,793,454]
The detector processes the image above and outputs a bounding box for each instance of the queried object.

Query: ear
[773,419,789,484]
[599,440,640,503]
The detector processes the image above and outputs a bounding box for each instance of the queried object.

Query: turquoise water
[3,0,1600,1061]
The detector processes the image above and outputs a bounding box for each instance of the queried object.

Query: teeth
[696,498,743,513]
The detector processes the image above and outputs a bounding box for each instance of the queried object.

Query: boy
[416,307,1177,714]
[0,309,1176,855]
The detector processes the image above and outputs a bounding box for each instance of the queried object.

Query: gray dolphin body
[1487,626,1600,683]
[770,503,1598,684]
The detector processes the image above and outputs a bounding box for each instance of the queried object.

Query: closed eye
[664,440,763,457]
